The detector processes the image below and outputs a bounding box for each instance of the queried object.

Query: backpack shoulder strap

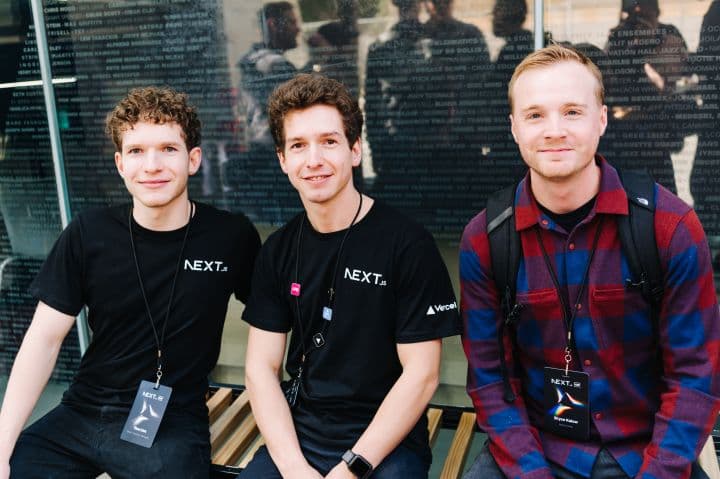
[616,169,664,307]
[486,182,521,317]
[486,182,522,403]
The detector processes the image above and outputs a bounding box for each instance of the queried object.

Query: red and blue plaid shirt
[460,157,720,479]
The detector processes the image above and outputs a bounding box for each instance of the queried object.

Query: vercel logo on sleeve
[426,301,457,316]
[183,259,228,272]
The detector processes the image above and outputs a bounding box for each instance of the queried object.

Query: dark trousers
[463,442,710,479]
[10,402,210,479]
[239,435,429,478]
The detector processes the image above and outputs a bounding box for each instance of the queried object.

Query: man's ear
[599,104,608,137]
[114,151,124,177]
[278,149,288,174]
[509,114,519,144]
[350,139,361,167]
[187,147,202,176]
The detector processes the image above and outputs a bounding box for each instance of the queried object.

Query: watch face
[348,455,372,476]
[344,451,372,478]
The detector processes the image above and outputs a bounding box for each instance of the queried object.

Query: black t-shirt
[537,196,597,233]
[243,200,461,459]
[30,202,260,415]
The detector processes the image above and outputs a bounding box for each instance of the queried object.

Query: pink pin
[290,283,301,296]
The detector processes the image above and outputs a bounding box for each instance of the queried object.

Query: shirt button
[541,219,549,226]
[595,412,603,420]
[576,304,582,311]
[569,243,576,250]
[584,359,592,366]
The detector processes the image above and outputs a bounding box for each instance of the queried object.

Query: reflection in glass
[691,0,720,248]
[0,0,77,388]
[237,1,301,224]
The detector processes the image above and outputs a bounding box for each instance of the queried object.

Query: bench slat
[212,414,260,466]
[210,390,252,451]
[237,437,266,469]
[427,407,444,448]
[207,387,233,424]
[439,411,476,479]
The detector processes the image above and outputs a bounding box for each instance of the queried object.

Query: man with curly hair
[0,86,260,478]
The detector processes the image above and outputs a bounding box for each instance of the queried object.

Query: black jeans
[10,402,211,478]
[463,442,710,479]
[239,436,429,478]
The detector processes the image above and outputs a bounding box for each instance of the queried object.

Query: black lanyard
[128,202,192,388]
[535,215,604,374]
[293,192,363,360]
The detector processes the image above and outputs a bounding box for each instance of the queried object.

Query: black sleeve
[232,213,261,303]
[28,217,85,316]
[241,239,293,333]
[394,231,461,343]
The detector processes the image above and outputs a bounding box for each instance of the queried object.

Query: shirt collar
[514,155,629,232]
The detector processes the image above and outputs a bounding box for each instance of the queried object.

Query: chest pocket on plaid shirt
[590,285,652,351]
[514,288,565,358]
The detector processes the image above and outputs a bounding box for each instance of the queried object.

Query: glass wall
[0,0,718,410]
[0,0,80,416]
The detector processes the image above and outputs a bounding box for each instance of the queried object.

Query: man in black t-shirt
[240,74,460,479]
[0,87,260,478]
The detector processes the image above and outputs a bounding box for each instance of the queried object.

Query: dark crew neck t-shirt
[30,202,260,415]
[243,200,461,461]
[537,196,597,233]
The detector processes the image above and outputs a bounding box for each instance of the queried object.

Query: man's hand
[644,63,665,91]
[325,462,357,479]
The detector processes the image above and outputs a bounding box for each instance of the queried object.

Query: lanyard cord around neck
[128,201,193,388]
[293,192,363,359]
[535,215,604,374]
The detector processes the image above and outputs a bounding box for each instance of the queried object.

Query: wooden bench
[207,386,720,479]
[207,386,478,478]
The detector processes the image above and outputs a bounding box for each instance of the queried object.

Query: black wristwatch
[342,449,373,479]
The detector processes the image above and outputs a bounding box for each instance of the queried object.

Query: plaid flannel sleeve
[460,212,554,479]
[638,208,720,479]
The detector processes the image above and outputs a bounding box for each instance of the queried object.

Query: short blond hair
[508,44,605,112]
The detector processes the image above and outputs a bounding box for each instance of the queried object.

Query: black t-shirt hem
[243,315,291,333]
[396,326,462,343]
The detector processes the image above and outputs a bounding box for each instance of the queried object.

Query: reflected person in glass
[603,0,693,194]
[237,1,301,225]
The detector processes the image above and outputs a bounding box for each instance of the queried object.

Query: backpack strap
[616,170,664,309]
[486,182,522,403]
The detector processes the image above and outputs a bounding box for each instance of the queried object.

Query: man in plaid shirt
[460,44,720,479]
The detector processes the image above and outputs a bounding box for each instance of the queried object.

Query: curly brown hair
[267,73,363,151]
[105,86,201,151]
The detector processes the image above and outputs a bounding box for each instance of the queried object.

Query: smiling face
[277,104,360,211]
[510,60,607,185]
[114,121,201,217]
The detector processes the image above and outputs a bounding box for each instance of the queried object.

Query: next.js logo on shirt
[184,259,228,272]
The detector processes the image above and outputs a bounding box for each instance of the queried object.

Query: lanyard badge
[120,202,191,447]
[121,381,173,447]
[543,366,589,440]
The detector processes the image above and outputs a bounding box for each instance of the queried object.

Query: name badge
[120,380,172,448]
[543,367,589,440]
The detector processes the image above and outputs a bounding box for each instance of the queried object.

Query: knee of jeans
[371,446,429,479]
